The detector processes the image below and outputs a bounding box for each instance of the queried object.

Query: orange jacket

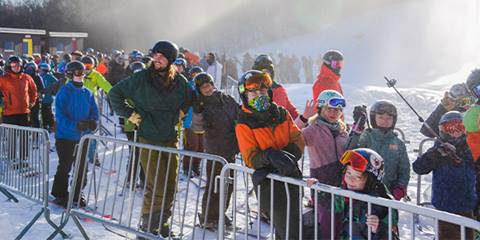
[235,104,305,169]
[184,51,200,66]
[96,63,109,76]
[0,72,38,116]
[467,132,480,162]
[312,64,343,101]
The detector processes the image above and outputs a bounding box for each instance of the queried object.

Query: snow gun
[384,76,462,163]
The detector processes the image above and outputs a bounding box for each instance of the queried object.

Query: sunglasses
[339,150,369,172]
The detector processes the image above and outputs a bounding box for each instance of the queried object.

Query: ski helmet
[173,58,187,69]
[86,48,95,55]
[5,55,23,73]
[448,83,475,110]
[439,111,465,142]
[0,59,4,68]
[128,61,146,74]
[317,90,346,110]
[63,53,72,62]
[194,72,214,91]
[80,56,95,70]
[340,148,384,181]
[238,70,273,106]
[466,69,480,98]
[65,60,86,79]
[24,62,38,75]
[323,50,344,71]
[188,66,204,79]
[151,40,179,65]
[252,54,275,79]
[39,63,51,72]
[370,100,397,129]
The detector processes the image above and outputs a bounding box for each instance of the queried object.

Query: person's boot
[138,211,177,239]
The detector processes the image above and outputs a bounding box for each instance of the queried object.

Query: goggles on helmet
[440,120,465,135]
[240,72,272,93]
[340,150,369,172]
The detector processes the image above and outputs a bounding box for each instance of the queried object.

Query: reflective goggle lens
[440,120,465,134]
[328,98,346,108]
[339,150,368,172]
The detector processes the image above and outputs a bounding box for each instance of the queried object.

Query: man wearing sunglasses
[312,50,344,101]
[235,70,304,240]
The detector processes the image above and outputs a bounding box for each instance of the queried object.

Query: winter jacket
[182,80,196,129]
[0,72,38,116]
[107,60,127,86]
[272,82,299,119]
[312,64,343,101]
[195,90,240,159]
[413,139,477,212]
[55,81,99,141]
[108,67,194,142]
[420,103,466,138]
[96,63,108,76]
[206,61,223,89]
[30,74,45,104]
[39,73,59,105]
[235,103,305,169]
[302,118,348,185]
[184,51,200,66]
[464,104,480,161]
[82,69,112,95]
[347,128,410,190]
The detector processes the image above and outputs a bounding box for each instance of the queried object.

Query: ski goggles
[324,97,346,109]
[339,150,369,172]
[242,72,273,92]
[72,69,85,77]
[440,120,465,134]
[330,60,344,70]
[84,63,94,71]
[471,85,480,98]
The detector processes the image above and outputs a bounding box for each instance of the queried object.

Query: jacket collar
[319,64,340,82]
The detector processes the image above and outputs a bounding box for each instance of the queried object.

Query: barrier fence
[48,134,228,240]
[218,163,480,240]
[0,124,67,239]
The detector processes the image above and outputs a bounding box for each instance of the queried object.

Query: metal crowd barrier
[415,138,436,208]
[0,124,67,239]
[218,163,480,240]
[393,127,410,144]
[49,134,228,240]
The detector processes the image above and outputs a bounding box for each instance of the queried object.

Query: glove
[76,121,89,132]
[265,148,300,177]
[391,185,407,200]
[352,105,367,131]
[282,143,302,162]
[437,142,456,157]
[128,112,142,127]
[85,120,97,131]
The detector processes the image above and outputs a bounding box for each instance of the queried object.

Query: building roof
[49,32,88,38]
[0,27,46,35]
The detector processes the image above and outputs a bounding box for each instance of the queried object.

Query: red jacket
[272,84,299,119]
[312,64,343,101]
[0,72,38,116]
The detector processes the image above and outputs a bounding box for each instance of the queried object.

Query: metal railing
[0,124,67,239]
[394,127,409,144]
[414,138,436,208]
[48,134,228,240]
[218,163,480,240]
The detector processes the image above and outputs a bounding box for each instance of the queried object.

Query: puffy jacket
[184,51,200,66]
[421,103,466,138]
[96,63,109,76]
[195,90,240,158]
[413,139,477,212]
[108,67,194,142]
[302,118,348,185]
[312,64,343,101]
[272,82,299,119]
[39,73,59,105]
[347,128,410,190]
[0,72,38,116]
[55,81,99,141]
[235,103,305,169]
[83,69,112,95]
[206,61,223,89]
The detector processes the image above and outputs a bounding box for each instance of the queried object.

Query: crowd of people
[1,39,480,239]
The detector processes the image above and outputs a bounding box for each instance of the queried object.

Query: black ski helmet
[323,50,344,65]
[252,54,275,80]
[238,70,273,106]
[188,66,204,79]
[466,69,480,98]
[128,61,146,74]
[80,56,95,70]
[438,111,465,141]
[370,100,397,129]
[194,72,214,91]
[65,60,86,79]
[151,40,178,65]
[5,55,23,73]
[24,62,38,75]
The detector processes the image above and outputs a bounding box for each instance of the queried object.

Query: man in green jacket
[108,40,193,238]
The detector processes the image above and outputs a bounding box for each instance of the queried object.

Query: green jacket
[347,128,410,189]
[66,69,112,95]
[108,68,193,142]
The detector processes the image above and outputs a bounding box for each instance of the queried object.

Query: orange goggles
[243,72,273,92]
[440,120,465,134]
[84,63,94,70]
[339,150,369,172]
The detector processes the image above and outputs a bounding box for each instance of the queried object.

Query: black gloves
[264,148,301,177]
[76,120,97,132]
[353,105,367,126]
[282,143,302,162]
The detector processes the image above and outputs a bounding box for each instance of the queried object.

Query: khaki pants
[139,137,178,221]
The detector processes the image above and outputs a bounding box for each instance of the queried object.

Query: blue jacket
[40,73,58,105]
[413,139,477,212]
[55,81,99,141]
[182,80,196,129]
